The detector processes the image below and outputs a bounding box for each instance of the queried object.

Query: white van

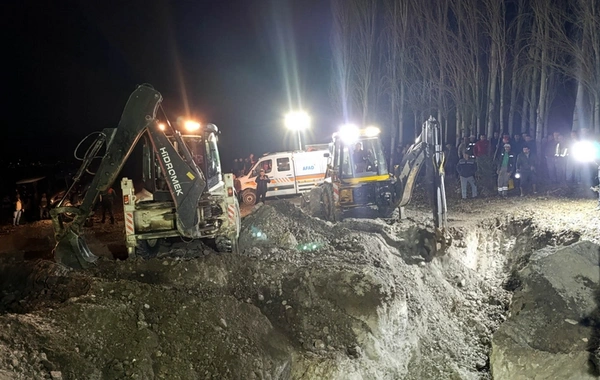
[235,150,329,205]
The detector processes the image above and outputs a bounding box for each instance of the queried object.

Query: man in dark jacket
[100,187,116,224]
[444,143,459,179]
[255,169,271,204]
[456,153,478,199]
[497,144,516,197]
[516,145,537,196]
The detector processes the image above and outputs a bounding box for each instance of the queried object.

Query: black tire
[215,235,238,253]
[137,239,160,259]
[241,189,257,206]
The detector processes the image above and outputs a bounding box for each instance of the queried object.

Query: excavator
[50,84,241,269]
[315,116,447,231]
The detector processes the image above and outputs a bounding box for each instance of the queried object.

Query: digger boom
[51,84,210,269]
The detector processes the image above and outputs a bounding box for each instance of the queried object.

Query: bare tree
[330,0,355,122]
[507,0,530,135]
[382,0,411,154]
[351,0,379,124]
[571,0,600,133]
[481,0,504,138]
[530,0,570,144]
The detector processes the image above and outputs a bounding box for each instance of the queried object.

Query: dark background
[5,0,334,170]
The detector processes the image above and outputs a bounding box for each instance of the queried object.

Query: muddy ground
[0,187,599,379]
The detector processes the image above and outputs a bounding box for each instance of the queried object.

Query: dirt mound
[0,197,598,379]
[491,241,600,379]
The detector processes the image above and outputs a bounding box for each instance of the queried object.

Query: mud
[0,196,599,379]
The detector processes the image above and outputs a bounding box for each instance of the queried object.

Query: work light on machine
[572,140,599,163]
[365,126,381,137]
[158,123,166,131]
[338,123,360,144]
[184,120,201,132]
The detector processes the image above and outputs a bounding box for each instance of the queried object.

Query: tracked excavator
[317,116,447,230]
[50,84,241,269]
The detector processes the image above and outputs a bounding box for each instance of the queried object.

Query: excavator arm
[51,84,207,269]
[392,116,447,229]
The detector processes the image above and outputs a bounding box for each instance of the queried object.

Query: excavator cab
[319,117,447,228]
[321,125,397,221]
[142,125,222,199]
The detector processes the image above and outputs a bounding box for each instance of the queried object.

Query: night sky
[5,0,334,165]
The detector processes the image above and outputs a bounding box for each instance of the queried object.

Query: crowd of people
[440,129,599,199]
[5,184,116,227]
[231,153,257,178]
[2,187,48,226]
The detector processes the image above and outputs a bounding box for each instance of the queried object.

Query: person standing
[554,134,568,183]
[497,144,516,197]
[13,195,23,226]
[466,135,477,158]
[512,133,524,156]
[456,153,478,199]
[516,145,537,196]
[39,193,49,219]
[444,143,459,179]
[255,169,271,204]
[474,134,490,157]
[565,131,580,184]
[100,188,116,224]
[544,132,558,184]
[457,137,469,158]
[490,131,500,156]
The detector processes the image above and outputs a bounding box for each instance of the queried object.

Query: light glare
[285,111,311,131]
[365,126,381,137]
[339,124,359,144]
[572,141,599,163]
[184,120,200,132]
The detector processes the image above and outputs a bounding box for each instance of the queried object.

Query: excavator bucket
[53,228,98,269]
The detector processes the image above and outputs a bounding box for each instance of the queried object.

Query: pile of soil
[0,195,598,379]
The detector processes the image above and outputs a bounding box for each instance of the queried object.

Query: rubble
[490,241,600,379]
[0,196,598,379]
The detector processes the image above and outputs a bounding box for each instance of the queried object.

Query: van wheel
[241,189,257,205]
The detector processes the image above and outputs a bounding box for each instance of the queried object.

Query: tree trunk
[499,66,506,135]
[594,94,600,134]
[399,81,405,143]
[529,64,539,138]
[572,80,585,131]
[508,1,525,136]
[486,42,498,139]
[535,24,549,149]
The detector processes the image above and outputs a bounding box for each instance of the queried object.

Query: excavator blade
[53,229,98,269]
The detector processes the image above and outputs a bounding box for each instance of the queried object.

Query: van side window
[253,160,272,177]
[277,158,290,172]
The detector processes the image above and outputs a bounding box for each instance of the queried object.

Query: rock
[312,339,325,351]
[50,371,62,379]
[491,241,599,379]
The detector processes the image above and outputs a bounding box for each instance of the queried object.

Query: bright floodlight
[365,126,381,137]
[339,124,360,144]
[158,123,166,131]
[285,111,311,131]
[572,140,599,163]
[184,120,200,132]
